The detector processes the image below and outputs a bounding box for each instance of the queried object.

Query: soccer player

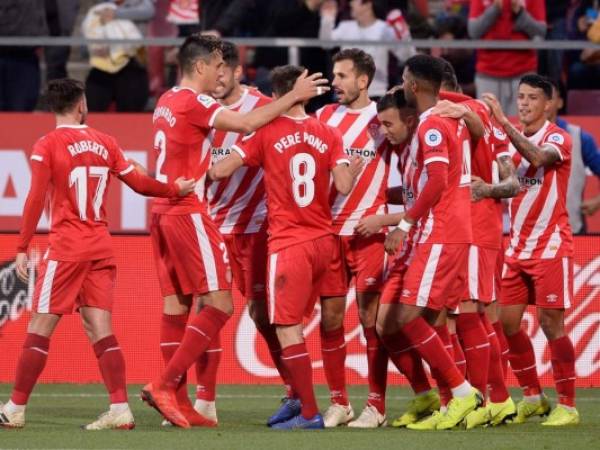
[315,48,392,428]
[142,35,329,429]
[209,65,361,430]
[198,41,295,424]
[483,75,580,426]
[0,78,195,430]
[430,62,520,428]
[377,55,481,431]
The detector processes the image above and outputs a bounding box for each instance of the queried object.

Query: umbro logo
[546,294,558,303]
[365,277,377,286]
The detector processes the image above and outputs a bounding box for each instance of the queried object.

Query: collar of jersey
[172,86,197,94]
[56,124,88,129]
[527,120,551,142]
[224,88,249,110]
[282,114,309,120]
[344,101,376,114]
[419,106,435,121]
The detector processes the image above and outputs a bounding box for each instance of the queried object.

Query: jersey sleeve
[186,94,225,129]
[489,117,511,159]
[232,129,263,167]
[107,137,135,176]
[329,127,350,169]
[418,118,450,165]
[30,138,51,168]
[542,128,572,164]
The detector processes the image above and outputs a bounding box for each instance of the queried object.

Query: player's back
[30,125,133,261]
[235,115,347,253]
[152,86,224,215]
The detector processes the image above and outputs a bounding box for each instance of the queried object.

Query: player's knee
[248,302,269,328]
[320,299,344,331]
[538,309,565,340]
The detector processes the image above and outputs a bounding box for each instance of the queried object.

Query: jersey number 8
[290,153,316,208]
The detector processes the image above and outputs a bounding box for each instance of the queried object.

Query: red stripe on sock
[457,313,490,398]
[492,321,509,378]
[11,333,50,405]
[320,326,348,406]
[549,336,576,407]
[481,315,510,403]
[363,327,388,414]
[282,343,318,419]
[506,329,541,396]
[94,335,127,404]
[195,333,222,402]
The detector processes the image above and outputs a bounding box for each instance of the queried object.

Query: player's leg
[348,234,389,428]
[318,237,353,426]
[534,257,578,426]
[446,314,466,377]
[500,260,549,423]
[432,310,455,413]
[0,312,60,428]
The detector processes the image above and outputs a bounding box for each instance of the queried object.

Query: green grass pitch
[1,384,599,450]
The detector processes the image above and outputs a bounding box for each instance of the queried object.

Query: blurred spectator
[147,0,177,97]
[44,1,80,81]
[567,0,600,90]
[547,79,600,234]
[468,0,546,115]
[319,0,415,98]
[538,0,569,83]
[167,0,200,36]
[82,1,155,111]
[0,0,48,111]
[199,0,256,37]
[431,14,475,96]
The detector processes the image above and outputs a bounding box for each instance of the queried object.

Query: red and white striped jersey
[402,108,472,244]
[206,88,272,234]
[505,121,573,260]
[316,102,392,235]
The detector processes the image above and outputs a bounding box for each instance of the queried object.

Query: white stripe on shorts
[416,244,443,307]
[38,260,58,313]
[563,257,571,308]
[191,214,219,292]
[268,253,278,324]
[468,245,479,300]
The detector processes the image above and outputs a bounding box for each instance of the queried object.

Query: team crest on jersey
[424,129,442,147]
[547,133,564,145]
[368,123,381,139]
[493,127,507,141]
[197,94,217,109]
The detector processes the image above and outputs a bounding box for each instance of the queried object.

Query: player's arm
[119,166,195,197]
[15,161,52,282]
[332,156,363,195]
[482,92,561,168]
[355,212,405,237]
[213,70,329,134]
[471,155,520,202]
[386,186,404,204]
[431,99,484,142]
[208,150,245,180]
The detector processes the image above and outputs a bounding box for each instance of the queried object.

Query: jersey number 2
[154,130,167,182]
[291,153,316,207]
[69,166,109,221]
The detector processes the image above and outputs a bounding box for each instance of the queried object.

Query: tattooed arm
[471,155,520,201]
[482,93,561,168]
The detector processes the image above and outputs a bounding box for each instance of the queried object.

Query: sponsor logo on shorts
[546,294,558,303]
[365,277,377,286]
[401,289,411,297]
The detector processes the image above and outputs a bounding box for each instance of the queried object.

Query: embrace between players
[1,34,579,431]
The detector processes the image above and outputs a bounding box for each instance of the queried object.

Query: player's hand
[128,158,148,176]
[292,70,331,102]
[320,0,337,19]
[174,177,196,196]
[471,175,491,202]
[431,100,468,119]
[384,228,406,255]
[355,215,383,237]
[349,155,364,178]
[481,93,508,125]
[15,252,29,283]
[581,195,600,216]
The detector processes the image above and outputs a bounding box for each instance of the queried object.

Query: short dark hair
[377,89,415,116]
[333,48,376,87]
[544,76,566,101]
[43,78,85,114]
[178,34,223,75]
[270,65,304,97]
[221,41,240,68]
[439,58,460,93]
[519,74,553,99]
[405,54,444,94]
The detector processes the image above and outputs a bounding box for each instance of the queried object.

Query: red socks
[195,333,222,402]
[402,318,465,391]
[382,330,432,395]
[480,314,510,403]
[320,326,349,406]
[93,335,127,404]
[161,306,230,389]
[256,323,295,398]
[506,329,541,396]
[11,333,50,405]
[493,320,509,378]
[160,313,189,400]
[549,336,576,407]
[450,333,467,376]
[363,327,388,414]
[432,325,453,406]
[282,343,319,419]
[456,313,490,399]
